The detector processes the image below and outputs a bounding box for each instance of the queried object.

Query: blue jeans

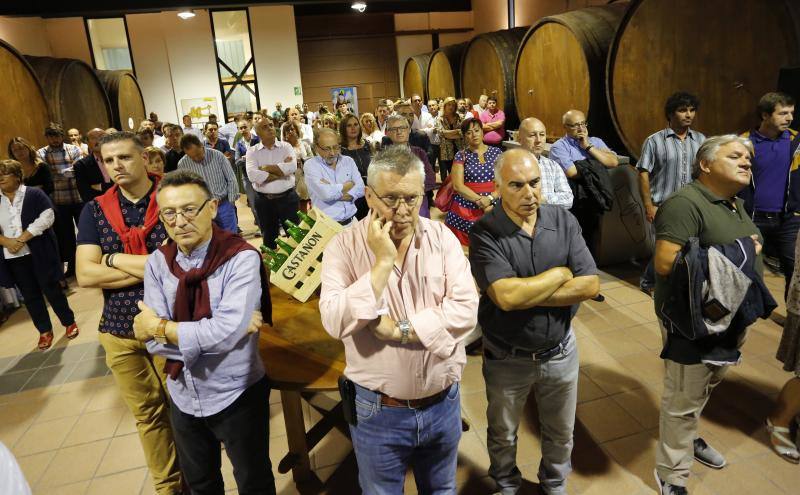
[349,382,462,494]
[214,199,239,233]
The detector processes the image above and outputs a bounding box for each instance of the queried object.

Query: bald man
[469,148,599,495]
[73,128,113,202]
[549,110,618,177]
[518,118,573,209]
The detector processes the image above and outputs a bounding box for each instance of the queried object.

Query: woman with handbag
[443,119,500,246]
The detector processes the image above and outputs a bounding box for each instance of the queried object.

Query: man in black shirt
[74,128,113,203]
[160,124,184,173]
[470,148,599,495]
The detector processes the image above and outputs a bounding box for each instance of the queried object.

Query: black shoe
[591,294,605,302]
[654,469,688,495]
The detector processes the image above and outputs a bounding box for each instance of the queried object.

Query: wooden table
[259,286,347,494]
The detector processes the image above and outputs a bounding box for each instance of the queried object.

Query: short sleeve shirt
[76,189,167,338]
[469,204,597,351]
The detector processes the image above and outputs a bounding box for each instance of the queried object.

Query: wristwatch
[154,319,168,345]
[396,319,411,344]
[584,144,594,152]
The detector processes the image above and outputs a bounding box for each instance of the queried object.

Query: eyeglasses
[565,122,588,129]
[317,144,341,153]
[386,126,410,133]
[369,186,421,210]
[238,126,249,130]
[159,199,209,224]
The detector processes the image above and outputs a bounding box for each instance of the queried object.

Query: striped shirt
[538,155,573,209]
[37,144,83,205]
[177,148,239,203]
[637,127,706,205]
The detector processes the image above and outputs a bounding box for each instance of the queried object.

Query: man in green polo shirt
[652,135,763,495]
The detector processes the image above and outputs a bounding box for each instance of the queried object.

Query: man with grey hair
[319,145,479,493]
[304,128,364,225]
[382,113,436,217]
[517,117,573,208]
[470,148,599,495]
[653,135,767,494]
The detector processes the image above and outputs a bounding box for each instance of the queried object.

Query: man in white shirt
[182,115,203,140]
[410,94,438,170]
[245,119,299,246]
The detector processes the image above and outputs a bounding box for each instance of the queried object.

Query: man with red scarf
[76,132,181,495]
[133,170,274,494]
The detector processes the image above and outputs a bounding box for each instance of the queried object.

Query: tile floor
[0,201,798,494]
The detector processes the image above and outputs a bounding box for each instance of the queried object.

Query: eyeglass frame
[386,125,410,133]
[564,121,588,129]
[368,185,422,210]
[159,199,210,224]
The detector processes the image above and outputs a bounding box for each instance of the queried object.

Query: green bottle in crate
[261,247,287,272]
[275,238,295,256]
[284,220,309,243]
[297,210,316,228]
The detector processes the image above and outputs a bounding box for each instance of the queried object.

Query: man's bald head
[86,128,107,153]
[495,148,542,219]
[518,118,547,157]
[562,109,588,139]
[562,110,585,125]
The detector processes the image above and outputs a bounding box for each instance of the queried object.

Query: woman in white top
[0,159,78,350]
[359,112,384,152]
[282,121,313,211]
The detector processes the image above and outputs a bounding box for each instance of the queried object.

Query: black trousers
[253,190,299,248]
[753,212,800,300]
[54,202,83,275]
[571,202,602,258]
[170,376,275,495]
[6,255,74,333]
[439,159,453,183]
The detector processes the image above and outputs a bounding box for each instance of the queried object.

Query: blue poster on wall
[330,86,358,116]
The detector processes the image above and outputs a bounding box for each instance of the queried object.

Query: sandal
[65,323,79,339]
[766,418,800,464]
[38,331,54,351]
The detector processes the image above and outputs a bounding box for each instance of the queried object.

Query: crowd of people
[0,88,798,495]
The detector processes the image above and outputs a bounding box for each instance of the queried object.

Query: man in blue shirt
[134,170,273,494]
[304,128,365,225]
[203,122,233,160]
[739,92,798,299]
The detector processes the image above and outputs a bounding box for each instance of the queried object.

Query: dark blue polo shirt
[77,187,167,338]
[469,203,597,351]
[750,129,791,212]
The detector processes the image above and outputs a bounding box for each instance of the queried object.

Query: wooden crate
[269,207,344,302]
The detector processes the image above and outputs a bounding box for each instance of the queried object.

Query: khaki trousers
[99,332,182,494]
[655,327,729,486]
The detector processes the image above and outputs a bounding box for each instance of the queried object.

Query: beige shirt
[319,216,479,400]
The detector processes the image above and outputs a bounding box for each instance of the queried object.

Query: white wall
[125,13,178,123]
[249,5,303,111]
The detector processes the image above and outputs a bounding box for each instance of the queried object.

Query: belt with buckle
[379,386,450,409]
[260,189,292,200]
[487,334,568,362]
[752,210,782,219]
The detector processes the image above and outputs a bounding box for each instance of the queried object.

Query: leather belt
[486,334,569,362]
[752,210,782,219]
[337,215,355,226]
[379,386,450,409]
[259,189,292,200]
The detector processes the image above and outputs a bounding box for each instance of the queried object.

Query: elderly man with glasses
[304,128,365,226]
[133,169,273,495]
[319,145,479,494]
[381,114,436,218]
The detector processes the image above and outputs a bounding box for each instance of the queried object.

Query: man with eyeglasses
[245,119,298,244]
[550,110,619,258]
[304,128,365,225]
[381,114,436,217]
[76,132,182,495]
[133,169,274,494]
[319,145,479,494]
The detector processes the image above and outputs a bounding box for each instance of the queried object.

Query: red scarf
[159,225,272,379]
[96,175,161,254]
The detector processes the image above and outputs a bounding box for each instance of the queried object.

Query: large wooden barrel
[461,27,527,128]
[607,0,800,159]
[95,70,146,133]
[25,56,112,133]
[427,42,468,100]
[0,40,50,150]
[515,4,628,141]
[403,53,431,100]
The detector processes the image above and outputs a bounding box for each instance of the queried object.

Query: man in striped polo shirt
[637,92,706,295]
[177,133,240,232]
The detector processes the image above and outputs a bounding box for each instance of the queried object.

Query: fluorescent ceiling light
[351,2,367,13]
[177,10,196,19]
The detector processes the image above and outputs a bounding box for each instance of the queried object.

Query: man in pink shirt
[319,145,479,493]
[480,95,506,145]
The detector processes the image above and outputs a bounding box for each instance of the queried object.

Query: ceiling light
[177,10,196,20]
[351,2,367,13]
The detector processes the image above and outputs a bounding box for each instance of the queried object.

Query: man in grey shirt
[469,148,600,495]
[638,92,706,294]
